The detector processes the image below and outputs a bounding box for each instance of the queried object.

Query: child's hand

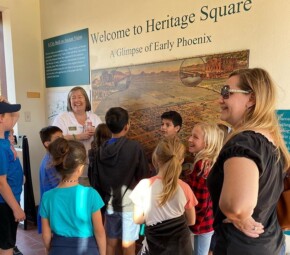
[13,207,26,222]
[0,96,8,102]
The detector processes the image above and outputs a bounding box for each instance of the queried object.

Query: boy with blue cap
[0,101,25,255]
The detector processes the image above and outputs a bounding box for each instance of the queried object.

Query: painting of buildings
[91,50,249,157]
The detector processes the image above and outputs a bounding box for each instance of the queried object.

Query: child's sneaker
[13,246,23,255]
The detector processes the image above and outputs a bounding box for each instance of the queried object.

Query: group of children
[0,98,227,255]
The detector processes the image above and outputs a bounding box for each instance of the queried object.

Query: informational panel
[277,109,290,151]
[43,28,90,87]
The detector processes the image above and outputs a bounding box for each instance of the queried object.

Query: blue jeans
[279,242,286,255]
[191,231,214,255]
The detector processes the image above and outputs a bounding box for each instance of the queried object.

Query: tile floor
[16,222,46,255]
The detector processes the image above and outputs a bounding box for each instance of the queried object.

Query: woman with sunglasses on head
[207,68,290,255]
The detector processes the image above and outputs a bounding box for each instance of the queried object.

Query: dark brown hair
[39,126,62,145]
[48,138,86,179]
[91,123,112,150]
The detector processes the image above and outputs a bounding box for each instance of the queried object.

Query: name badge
[68,126,77,131]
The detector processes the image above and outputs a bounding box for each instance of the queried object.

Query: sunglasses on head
[221,85,251,99]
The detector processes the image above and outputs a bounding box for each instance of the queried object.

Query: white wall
[0,0,46,204]
[40,0,290,109]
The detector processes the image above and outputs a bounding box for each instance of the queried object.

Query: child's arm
[92,210,106,255]
[41,218,52,254]
[133,204,145,224]
[0,175,25,221]
[0,96,8,102]
[185,207,196,226]
[179,180,198,226]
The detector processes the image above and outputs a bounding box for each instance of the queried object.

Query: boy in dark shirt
[92,107,149,255]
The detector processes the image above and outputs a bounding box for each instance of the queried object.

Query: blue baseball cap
[0,102,21,114]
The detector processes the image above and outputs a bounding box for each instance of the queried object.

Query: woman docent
[53,86,102,154]
[53,87,102,182]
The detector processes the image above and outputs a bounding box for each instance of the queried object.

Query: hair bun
[48,137,69,167]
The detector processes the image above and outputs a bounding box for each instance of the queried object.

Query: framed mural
[91,50,249,156]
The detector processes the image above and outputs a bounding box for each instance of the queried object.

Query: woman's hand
[223,216,264,238]
[77,130,95,140]
[86,128,95,137]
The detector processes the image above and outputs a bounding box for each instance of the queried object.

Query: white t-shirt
[52,111,102,154]
[130,176,198,226]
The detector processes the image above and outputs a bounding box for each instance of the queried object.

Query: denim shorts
[105,210,140,242]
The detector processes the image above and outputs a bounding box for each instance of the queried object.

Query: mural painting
[91,50,249,157]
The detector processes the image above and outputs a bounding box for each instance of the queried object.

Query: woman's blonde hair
[228,68,290,171]
[191,122,224,176]
[152,136,185,206]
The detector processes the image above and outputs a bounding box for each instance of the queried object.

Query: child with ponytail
[39,138,106,255]
[130,136,197,255]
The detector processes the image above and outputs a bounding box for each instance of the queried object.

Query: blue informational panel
[277,109,290,151]
[43,28,90,87]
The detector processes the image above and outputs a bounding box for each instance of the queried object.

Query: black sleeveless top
[207,131,285,255]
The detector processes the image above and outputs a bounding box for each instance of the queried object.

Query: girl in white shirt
[130,136,197,255]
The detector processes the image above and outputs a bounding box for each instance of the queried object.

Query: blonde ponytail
[152,136,185,206]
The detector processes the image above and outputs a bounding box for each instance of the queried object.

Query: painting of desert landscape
[91,50,249,156]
